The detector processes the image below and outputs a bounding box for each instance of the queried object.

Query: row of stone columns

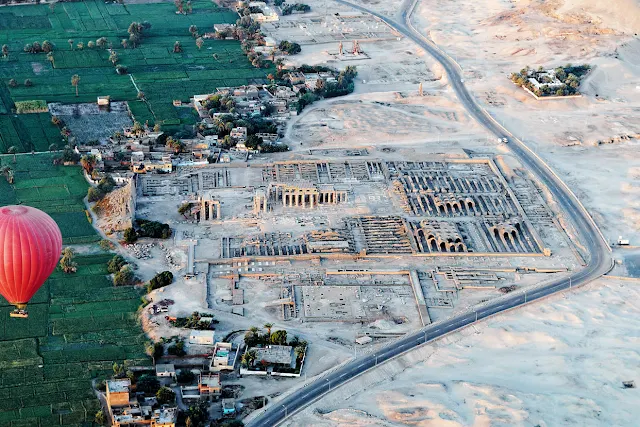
[282,190,348,208]
[201,200,220,220]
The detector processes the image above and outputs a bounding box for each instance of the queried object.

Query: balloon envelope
[0,206,62,307]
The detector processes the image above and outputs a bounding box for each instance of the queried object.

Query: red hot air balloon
[0,206,62,318]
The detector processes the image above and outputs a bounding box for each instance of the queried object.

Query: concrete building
[189,330,215,345]
[155,364,176,378]
[285,71,305,85]
[107,378,177,427]
[180,374,221,402]
[230,127,248,142]
[210,342,238,372]
[106,379,131,408]
[198,374,221,399]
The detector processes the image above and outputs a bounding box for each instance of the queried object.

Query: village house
[230,127,248,142]
[106,379,178,427]
[210,342,238,372]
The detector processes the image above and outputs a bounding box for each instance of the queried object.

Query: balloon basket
[10,309,28,319]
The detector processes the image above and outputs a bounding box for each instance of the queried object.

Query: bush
[97,175,116,193]
[167,340,186,357]
[113,265,135,286]
[123,227,137,243]
[107,255,127,274]
[156,386,176,404]
[14,100,48,113]
[147,271,173,292]
[135,374,160,394]
[176,369,195,384]
[87,187,104,202]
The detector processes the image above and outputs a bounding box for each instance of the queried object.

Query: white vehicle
[502,137,508,143]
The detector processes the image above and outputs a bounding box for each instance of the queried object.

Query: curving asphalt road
[247,1,614,426]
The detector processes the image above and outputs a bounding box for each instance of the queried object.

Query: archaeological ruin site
[134,148,580,332]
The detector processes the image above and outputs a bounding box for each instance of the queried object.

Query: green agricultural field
[0,152,99,244]
[0,0,270,152]
[0,255,149,427]
[0,154,150,426]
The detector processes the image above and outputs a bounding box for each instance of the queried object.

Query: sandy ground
[407,0,640,247]
[288,276,640,426]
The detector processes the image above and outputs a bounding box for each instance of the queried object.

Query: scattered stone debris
[126,243,154,259]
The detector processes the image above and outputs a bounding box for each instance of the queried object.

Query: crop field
[0,255,149,427]
[0,153,100,244]
[0,162,150,425]
[0,0,270,152]
[0,113,62,153]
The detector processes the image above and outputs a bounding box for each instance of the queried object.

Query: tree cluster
[136,219,172,239]
[509,64,591,97]
[177,369,196,384]
[127,21,151,48]
[278,40,301,55]
[23,40,54,54]
[169,311,217,330]
[203,94,236,115]
[59,247,77,274]
[107,254,136,286]
[167,339,186,356]
[281,3,311,15]
[147,271,174,293]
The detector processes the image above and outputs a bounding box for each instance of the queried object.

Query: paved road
[247,2,613,426]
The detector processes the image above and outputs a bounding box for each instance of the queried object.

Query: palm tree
[129,33,140,48]
[7,146,16,163]
[59,247,77,273]
[132,121,144,137]
[71,74,80,97]
[68,39,74,50]
[173,41,182,53]
[97,37,108,49]
[2,44,8,58]
[196,37,204,50]
[264,323,273,337]
[47,52,55,68]
[42,40,53,53]
[189,25,198,38]
[109,50,119,66]
[121,39,128,49]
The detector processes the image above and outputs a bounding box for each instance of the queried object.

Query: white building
[155,364,176,378]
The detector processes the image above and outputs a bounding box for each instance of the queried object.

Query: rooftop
[252,345,294,366]
[107,379,131,393]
